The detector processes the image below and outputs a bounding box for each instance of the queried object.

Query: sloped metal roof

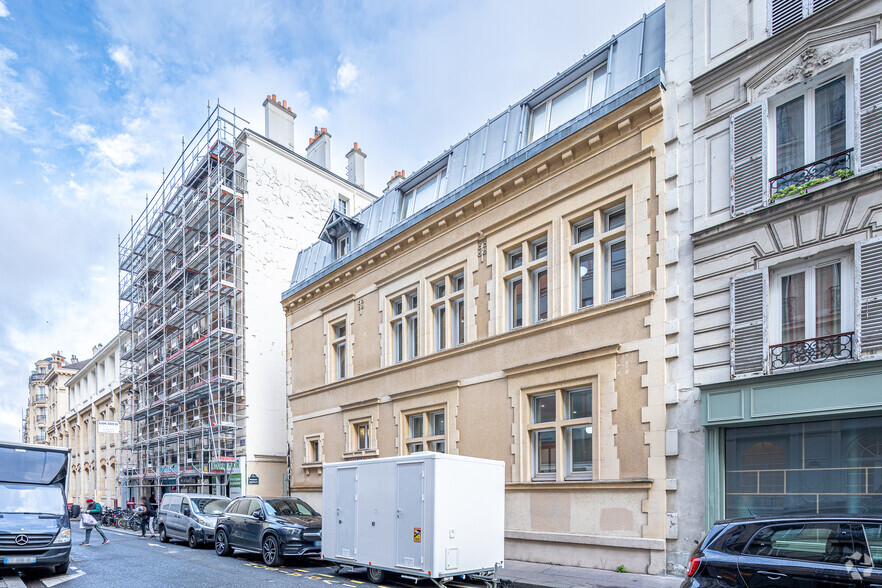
[284,5,665,301]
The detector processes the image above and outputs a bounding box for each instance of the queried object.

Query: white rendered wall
[241,132,374,468]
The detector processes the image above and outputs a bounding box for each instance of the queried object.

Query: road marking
[3,575,26,588]
[319,574,335,578]
[41,570,86,587]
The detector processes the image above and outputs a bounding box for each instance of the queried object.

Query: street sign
[247,474,259,485]
[97,420,120,434]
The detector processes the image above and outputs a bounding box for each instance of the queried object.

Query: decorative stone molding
[754,39,869,100]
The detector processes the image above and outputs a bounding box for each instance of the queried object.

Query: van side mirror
[182,506,190,517]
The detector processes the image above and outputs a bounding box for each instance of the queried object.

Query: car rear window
[744,523,853,564]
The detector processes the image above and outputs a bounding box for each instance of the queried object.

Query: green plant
[615,565,628,573]
[770,168,854,203]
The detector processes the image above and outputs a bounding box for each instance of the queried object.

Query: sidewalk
[499,560,683,588]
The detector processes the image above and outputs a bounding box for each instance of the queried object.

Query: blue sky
[0,0,663,442]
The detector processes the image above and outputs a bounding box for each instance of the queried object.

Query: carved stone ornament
[754,38,869,99]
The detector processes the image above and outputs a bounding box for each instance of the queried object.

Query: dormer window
[398,169,448,222]
[528,63,607,144]
[335,234,350,259]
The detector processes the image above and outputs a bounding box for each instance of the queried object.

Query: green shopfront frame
[701,361,882,526]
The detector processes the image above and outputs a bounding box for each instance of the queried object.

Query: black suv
[683,514,882,587]
[214,496,321,566]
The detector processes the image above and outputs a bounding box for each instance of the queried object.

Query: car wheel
[159,525,170,543]
[262,534,283,567]
[54,562,70,575]
[188,530,198,549]
[215,529,232,556]
[366,567,386,584]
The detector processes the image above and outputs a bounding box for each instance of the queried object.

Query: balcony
[769,149,853,199]
[36,415,47,424]
[34,395,47,403]
[770,332,854,371]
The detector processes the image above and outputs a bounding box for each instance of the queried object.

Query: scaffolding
[117,105,247,500]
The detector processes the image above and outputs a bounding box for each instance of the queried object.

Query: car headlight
[283,526,302,539]
[53,528,71,544]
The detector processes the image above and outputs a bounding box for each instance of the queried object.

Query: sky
[0,0,663,442]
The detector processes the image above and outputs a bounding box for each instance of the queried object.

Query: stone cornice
[282,85,664,311]
[288,291,653,400]
[692,170,882,246]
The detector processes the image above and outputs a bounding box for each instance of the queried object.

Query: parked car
[0,442,71,576]
[214,495,321,566]
[157,493,230,548]
[682,514,882,587]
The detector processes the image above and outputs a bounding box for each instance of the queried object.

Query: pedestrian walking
[148,491,158,536]
[80,498,109,546]
[138,497,156,539]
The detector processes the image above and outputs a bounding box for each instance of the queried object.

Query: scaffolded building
[118,105,245,497]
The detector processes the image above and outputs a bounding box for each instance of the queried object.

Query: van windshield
[191,498,230,515]
[0,483,65,515]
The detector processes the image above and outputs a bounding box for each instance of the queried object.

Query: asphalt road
[1,525,377,588]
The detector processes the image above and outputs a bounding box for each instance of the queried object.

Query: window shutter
[731,270,768,377]
[857,237,882,354]
[770,0,804,35]
[730,103,767,216]
[857,46,882,172]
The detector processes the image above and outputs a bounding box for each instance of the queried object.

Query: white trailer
[321,452,505,585]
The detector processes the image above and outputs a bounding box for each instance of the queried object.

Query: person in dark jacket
[80,498,109,545]
[148,491,158,536]
[138,497,156,539]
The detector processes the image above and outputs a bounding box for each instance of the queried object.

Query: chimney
[306,127,331,169]
[263,94,296,150]
[70,355,78,364]
[385,170,406,193]
[346,142,366,188]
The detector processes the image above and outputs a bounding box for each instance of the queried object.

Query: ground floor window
[724,415,882,518]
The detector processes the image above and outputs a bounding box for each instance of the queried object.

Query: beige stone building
[57,335,130,507]
[25,353,84,446]
[282,9,675,574]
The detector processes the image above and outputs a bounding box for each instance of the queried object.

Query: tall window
[772,75,849,182]
[405,409,446,454]
[528,63,607,144]
[353,421,371,452]
[570,204,627,309]
[336,196,349,215]
[331,321,347,381]
[773,257,852,346]
[389,289,419,364]
[528,386,593,481]
[335,234,350,259]
[432,271,466,352]
[504,235,549,330]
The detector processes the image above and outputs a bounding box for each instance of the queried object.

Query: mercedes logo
[14,534,29,546]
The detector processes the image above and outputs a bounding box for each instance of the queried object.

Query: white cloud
[0,105,24,133]
[109,45,134,72]
[94,133,141,167]
[70,123,95,143]
[311,106,329,122]
[0,2,9,18]
[333,58,358,92]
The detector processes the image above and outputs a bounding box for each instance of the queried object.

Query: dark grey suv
[214,496,321,566]
[683,514,882,587]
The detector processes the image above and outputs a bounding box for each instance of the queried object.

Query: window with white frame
[336,196,349,215]
[335,234,350,259]
[389,289,419,364]
[527,386,593,481]
[352,420,371,452]
[570,203,627,309]
[770,255,853,352]
[398,169,449,222]
[330,320,347,381]
[504,235,549,330]
[405,408,446,454]
[528,63,608,144]
[304,434,323,464]
[431,271,466,352]
[770,72,851,187]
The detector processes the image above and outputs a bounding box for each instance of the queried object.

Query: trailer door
[395,461,425,569]
[336,467,358,559]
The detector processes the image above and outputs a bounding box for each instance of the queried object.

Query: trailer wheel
[367,567,386,584]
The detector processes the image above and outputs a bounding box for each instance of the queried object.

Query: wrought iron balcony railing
[770,332,854,371]
[769,149,853,195]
